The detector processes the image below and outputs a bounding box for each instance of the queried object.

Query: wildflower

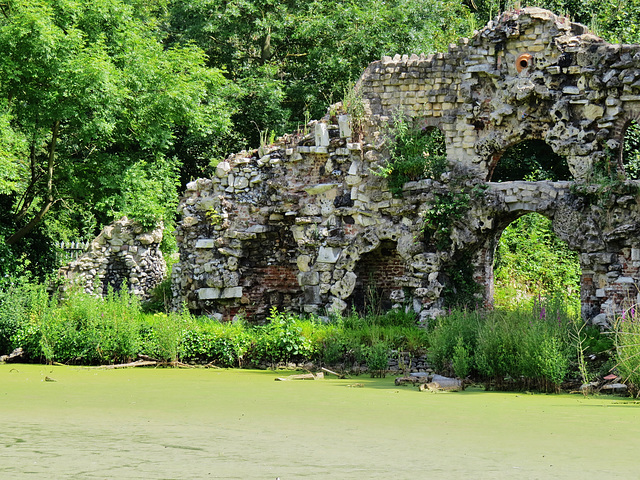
[540,306,546,319]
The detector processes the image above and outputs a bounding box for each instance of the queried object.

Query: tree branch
[7,121,60,246]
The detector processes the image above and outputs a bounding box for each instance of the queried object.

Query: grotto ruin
[65,8,640,325]
[171,8,640,324]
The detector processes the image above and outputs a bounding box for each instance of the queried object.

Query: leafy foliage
[166,0,473,148]
[379,114,448,197]
[0,0,234,274]
[494,213,580,305]
[622,120,640,180]
[491,139,571,182]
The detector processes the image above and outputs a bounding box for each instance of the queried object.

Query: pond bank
[1,365,638,478]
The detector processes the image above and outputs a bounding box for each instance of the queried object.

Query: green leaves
[494,213,580,303]
[0,0,235,260]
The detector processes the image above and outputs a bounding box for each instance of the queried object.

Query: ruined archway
[490,139,571,182]
[348,240,406,314]
[493,212,581,307]
[172,8,640,325]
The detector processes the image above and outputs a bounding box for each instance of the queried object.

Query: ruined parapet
[172,9,640,323]
[60,217,165,299]
[357,7,640,181]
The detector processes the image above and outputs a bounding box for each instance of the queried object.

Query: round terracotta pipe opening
[516,53,533,73]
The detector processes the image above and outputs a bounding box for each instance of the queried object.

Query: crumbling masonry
[172,8,640,325]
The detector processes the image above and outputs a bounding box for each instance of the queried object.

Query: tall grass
[0,279,623,393]
[428,296,580,391]
[0,284,427,369]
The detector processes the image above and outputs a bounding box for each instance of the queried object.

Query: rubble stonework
[60,217,165,299]
[172,8,640,323]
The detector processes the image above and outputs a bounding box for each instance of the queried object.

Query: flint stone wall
[172,8,640,324]
[60,217,165,299]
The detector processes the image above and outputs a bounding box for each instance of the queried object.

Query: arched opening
[349,240,405,314]
[621,120,640,179]
[386,116,447,196]
[493,212,580,309]
[490,139,571,182]
[102,256,129,295]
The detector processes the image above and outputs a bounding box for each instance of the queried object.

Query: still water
[1,365,638,479]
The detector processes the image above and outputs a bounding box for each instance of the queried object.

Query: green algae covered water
[1,365,639,479]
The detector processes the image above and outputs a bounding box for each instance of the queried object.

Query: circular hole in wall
[516,53,533,73]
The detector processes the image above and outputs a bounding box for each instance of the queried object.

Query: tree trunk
[6,121,60,246]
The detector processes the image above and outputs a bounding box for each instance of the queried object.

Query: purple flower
[540,306,546,319]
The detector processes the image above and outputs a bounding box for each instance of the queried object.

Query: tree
[0,0,234,252]
[166,0,474,148]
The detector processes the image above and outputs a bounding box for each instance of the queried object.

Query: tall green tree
[0,0,234,256]
[166,0,473,148]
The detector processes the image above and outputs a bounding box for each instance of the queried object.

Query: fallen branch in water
[275,372,324,381]
[100,360,158,369]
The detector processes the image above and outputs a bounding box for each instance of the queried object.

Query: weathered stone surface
[317,246,342,264]
[170,8,640,324]
[59,217,165,300]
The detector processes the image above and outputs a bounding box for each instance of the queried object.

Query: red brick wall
[240,265,302,321]
[350,241,406,312]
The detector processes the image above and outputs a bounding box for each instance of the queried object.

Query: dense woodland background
[1,0,639,283]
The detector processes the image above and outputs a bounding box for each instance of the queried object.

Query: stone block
[221,287,243,298]
[330,271,357,299]
[316,246,342,263]
[298,271,320,286]
[215,161,232,178]
[195,239,216,249]
[338,115,352,138]
[314,123,330,147]
[198,288,221,300]
[304,285,321,304]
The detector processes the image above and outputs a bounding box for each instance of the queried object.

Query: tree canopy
[0,0,234,275]
[3,0,640,277]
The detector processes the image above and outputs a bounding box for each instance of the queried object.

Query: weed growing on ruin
[205,207,224,225]
[421,190,471,250]
[375,113,447,197]
[342,81,365,141]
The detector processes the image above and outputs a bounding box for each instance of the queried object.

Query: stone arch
[490,211,581,305]
[619,118,640,179]
[347,239,406,314]
[489,138,571,182]
[236,229,303,321]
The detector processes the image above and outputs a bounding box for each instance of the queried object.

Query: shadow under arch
[347,240,406,315]
[489,139,572,182]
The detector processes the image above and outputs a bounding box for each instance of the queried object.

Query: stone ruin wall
[172,8,640,325]
[60,217,166,299]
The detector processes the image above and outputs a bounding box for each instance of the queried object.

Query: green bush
[180,318,252,367]
[250,308,321,365]
[364,342,389,378]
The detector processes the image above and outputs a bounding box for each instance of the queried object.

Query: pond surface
[1,365,639,479]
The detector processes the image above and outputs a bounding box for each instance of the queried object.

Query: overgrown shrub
[430,298,578,391]
[375,113,447,197]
